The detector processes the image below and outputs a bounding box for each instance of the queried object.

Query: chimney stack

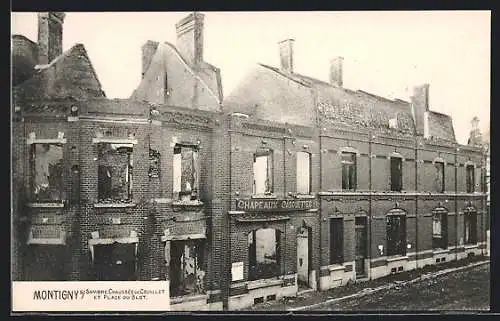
[37,12,65,65]
[141,40,159,78]
[278,39,295,73]
[175,12,205,66]
[329,56,344,87]
[411,83,430,136]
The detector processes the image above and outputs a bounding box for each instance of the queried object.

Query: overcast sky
[11,11,490,144]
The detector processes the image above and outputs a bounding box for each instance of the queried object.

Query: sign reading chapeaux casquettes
[235,198,318,212]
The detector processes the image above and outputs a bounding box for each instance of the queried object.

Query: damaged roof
[13,43,106,102]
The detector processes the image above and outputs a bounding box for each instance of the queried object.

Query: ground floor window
[170,239,206,297]
[93,243,137,281]
[387,214,406,256]
[24,245,66,281]
[329,218,344,264]
[464,212,478,245]
[248,228,281,280]
[432,209,448,249]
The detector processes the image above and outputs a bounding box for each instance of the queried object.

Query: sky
[11,11,490,145]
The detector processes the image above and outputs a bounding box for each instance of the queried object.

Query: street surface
[309,263,490,311]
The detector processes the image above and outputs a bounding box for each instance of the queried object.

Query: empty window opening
[386,214,406,256]
[170,239,205,297]
[432,209,448,249]
[266,294,276,301]
[434,161,445,193]
[341,152,356,191]
[466,165,475,193]
[296,152,311,194]
[173,145,199,201]
[31,143,64,201]
[97,143,133,202]
[254,297,264,304]
[248,228,281,280]
[93,243,137,281]
[390,157,403,192]
[464,211,478,245]
[329,218,344,264]
[398,266,404,272]
[253,149,273,195]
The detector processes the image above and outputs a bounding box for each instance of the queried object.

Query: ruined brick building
[11,12,488,311]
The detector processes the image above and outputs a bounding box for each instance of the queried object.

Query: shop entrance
[296,226,312,289]
[93,243,137,281]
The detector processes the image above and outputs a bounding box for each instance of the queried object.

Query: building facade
[11,12,488,311]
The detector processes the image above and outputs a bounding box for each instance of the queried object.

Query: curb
[288,260,490,311]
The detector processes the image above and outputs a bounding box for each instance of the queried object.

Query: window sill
[433,248,450,255]
[170,294,208,305]
[327,264,345,272]
[171,199,204,207]
[94,202,137,208]
[464,243,479,249]
[251,194,277,199]
[26,202,65,208]
[247,277,282,290]
[294,194,316,199]
[386,255,408,262]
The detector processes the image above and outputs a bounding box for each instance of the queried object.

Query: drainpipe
[225,115,232,310]
[368,129,372,279]
[415,138,419,270]
[454,146,458,262]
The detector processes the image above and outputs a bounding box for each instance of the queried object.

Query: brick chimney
[175,12,204,66]
[37,12,65,65]
[279,39,295,73]
[329,56,344,87]
[411,83,430,136]
[141,40,159,78]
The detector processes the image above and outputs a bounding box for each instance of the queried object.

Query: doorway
[355,217,367,277]
[297,226,312,289]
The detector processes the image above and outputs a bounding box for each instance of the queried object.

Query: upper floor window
[390,157,403,192]
[253,149,273,195]
[341,152,356,191]
[434,161,445,193]
[173,144,199,201]
[30,143,64,201]
[296,152,311,194]
[466,165,475,193]
[98,143,133,202]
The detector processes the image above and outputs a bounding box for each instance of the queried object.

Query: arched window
[432,207,448,249]
[248,228,281,280]
[386,209,406,256]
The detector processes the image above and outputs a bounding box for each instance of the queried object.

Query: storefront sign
[235,198,318,212]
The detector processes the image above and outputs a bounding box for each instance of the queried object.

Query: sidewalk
[242,255,489,311]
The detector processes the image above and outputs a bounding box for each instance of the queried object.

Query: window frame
[253,148,274,196]
[386,212,407,257]
[296,151,312,195]
[169,239,206,297]
[29,142,65,202]
[248,228,281,281]
[329,218,344,264]
[341,151,357,191]
[173,143,200,201]
[434,160,445,193]
[390,156,403,192]
[97,142,134,202]
[466,164,475,193]
[432,208,448,249]
[464,209,478,245]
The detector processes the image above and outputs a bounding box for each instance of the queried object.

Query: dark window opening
[341,152,356,191]
[149,149,161,178]
[466,165,475,193]
[432,210,448,249]
[296,152,311,194]
[30,143,64,202]
[390,157,403,192]
[253,150,273,195]
[97,143,133,202]
[434,161,445,193]
[248,228,281,280]
[170,239,205,297]
[387,214,406,256]
[93,243,137,281]
[464,212,478,245]
[329,218,344,264]
[173,145,199,201]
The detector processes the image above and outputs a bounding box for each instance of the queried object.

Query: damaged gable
[14,44,106,101]
[428,111,456,142]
